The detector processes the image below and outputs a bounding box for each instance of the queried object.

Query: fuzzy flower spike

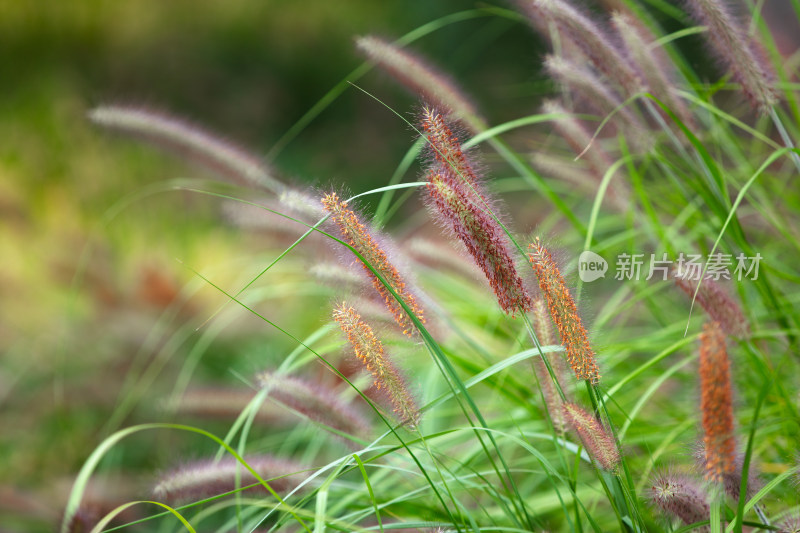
[683,0,778,113]
[528,238,599,383]
[322,192,425,336]
[698,320,736,483]
[333,303,419,426]
[421,108,532,316]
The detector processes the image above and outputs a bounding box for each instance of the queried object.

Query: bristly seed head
[420,108,532,316]
[153,455,307,504]
[322,192,425,336]
[525,0,644,97]
[562,402,620,471]
[88,105,284,193]
[673,267,750,338]
[693,443,761,502]
[528,238,599,383]
[425,169,532,315]
[356,36,486,133]
[256,371,370,438]
[532,298,569,434]
[699,321,736,483]
[421,107,482,189]
[649,469,710,528]
[682,0,778,113]
[333,303,419,427]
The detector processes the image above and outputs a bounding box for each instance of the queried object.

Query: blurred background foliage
[0,1,546,528]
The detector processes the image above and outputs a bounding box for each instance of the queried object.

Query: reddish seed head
[562,402,620,471]
[420,109,532,316]
[421,107,482,189]
[426,169,532,315]
[528,238,599,383]
[532,298,569,434]
[673,267,749,338]
[321,192,425,336]
[333,303,419,426]
[693,443,761,501]
[683,0,778,113]
[649,470,710,527]
[699,321,736,483]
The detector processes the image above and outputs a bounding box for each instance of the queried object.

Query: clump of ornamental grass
[649,469,711,529]
[322,192,425,336]
[355,35,486,133]
[332,303,419,427]
[698,321,736,483]
[673,266,750,338]
[528,237,599,383]
[256,370,370,438]
[152,455,308,504]
[420,107,532,316]
[562,402,620,471]
[682,0,778,113]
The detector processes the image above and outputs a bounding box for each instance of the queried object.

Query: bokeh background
[0,1,548,529]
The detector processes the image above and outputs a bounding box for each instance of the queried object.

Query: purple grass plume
[355,35,486,133]
[682,0,778,113]
[421,108,532,316]
[88,105,284,193]
[523,0,643,97]
[256,371,370,438]
[562,402,620,471]
[153,455,307,504]
[649,469,711,529]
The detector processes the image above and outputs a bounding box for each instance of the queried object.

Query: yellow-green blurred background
[0,1,542,529]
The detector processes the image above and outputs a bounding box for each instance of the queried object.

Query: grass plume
[562,402,620,471]
[698,321,736,483]
[332,303,419,427]
[528,237,599,383]
[322,192,425,336]
[153,455,307,504]
[683,0,778,113]
[88,105,285,193]
[421,109,532,316]
[355,35,485,133]
[649,470,710,528]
